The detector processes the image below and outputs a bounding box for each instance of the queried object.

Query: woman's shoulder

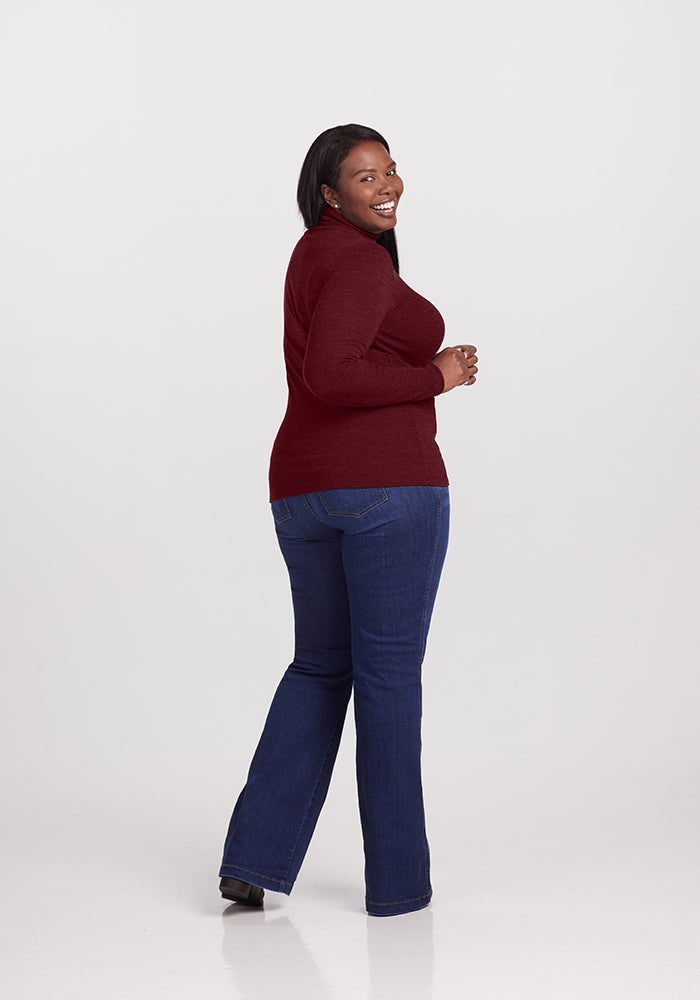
[290,223,395,282]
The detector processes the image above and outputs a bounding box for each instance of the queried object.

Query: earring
[334,204,340,209]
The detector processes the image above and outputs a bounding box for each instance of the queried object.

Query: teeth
[371,200,395,211]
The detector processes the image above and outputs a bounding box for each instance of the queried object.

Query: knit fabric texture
[269,207,449,501]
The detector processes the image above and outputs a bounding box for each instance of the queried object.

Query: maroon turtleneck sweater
[268,207,449,501]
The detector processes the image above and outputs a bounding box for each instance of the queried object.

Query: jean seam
[416,486,443,898]
[221,865,293,890]
[300,492,328,526]
[366,891,432,907]
[418,487,442,663]
[283,703,347,881]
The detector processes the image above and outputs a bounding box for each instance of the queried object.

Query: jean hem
[219,864,294,896]
[366,891,432,917]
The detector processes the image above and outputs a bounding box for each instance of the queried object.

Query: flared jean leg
[220,524,353,893]
[341,486,450,915]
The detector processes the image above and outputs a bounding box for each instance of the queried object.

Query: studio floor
[1,769,698,999]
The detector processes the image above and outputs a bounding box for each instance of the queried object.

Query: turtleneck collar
[318,205,383,242]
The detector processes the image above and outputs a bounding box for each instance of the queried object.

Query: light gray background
[1,1,698,997]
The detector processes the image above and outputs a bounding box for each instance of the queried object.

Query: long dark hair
[296,123,400,274]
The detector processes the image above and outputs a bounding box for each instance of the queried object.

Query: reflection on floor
[2,770,698,999]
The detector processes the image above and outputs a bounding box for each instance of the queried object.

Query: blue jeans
[220,485,449,916]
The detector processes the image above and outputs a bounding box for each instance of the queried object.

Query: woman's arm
[302,250,446,407]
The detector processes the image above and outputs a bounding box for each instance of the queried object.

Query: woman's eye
[360,169,396,182]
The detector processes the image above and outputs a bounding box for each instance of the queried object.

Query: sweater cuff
[428,362,445,396]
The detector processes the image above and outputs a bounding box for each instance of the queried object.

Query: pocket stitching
[319,488,389,518]
[272,498,292,524]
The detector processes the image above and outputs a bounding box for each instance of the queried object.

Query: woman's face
[321,141,404,234]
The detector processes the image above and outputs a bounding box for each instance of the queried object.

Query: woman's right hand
[431,345,478,392]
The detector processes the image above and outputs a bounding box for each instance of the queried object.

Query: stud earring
[334,204,340,209]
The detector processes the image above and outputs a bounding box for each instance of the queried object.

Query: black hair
[296,123,400,274]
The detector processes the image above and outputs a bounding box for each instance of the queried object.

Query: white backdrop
[1,2,698,991]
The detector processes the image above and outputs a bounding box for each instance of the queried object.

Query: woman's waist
[269,407,446,502]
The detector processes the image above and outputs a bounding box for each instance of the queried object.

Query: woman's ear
[320,183,340,209]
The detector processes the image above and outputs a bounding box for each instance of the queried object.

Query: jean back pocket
[271,497,292,524]
[318,487,388,517]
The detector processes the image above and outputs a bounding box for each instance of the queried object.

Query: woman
[219,124,477,917]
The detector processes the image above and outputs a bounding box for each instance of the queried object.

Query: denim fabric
[220,485,449,916]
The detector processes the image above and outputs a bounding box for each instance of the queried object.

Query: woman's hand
[431,345,478,392]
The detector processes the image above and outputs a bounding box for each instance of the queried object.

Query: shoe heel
[220,877,264,906]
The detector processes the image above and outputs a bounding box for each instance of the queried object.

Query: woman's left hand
[453,345,478,386]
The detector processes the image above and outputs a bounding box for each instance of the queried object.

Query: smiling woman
[320,141,404,234]
[295,124,405,272]
[218,123,478,917]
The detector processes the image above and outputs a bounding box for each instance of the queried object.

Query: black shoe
[220,877,264,906]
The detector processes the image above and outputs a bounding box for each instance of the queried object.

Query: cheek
[342,183,368,208]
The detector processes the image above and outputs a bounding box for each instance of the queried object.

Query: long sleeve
[302,249,445,407]
[269,211,449,501]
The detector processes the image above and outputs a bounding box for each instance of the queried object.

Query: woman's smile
[370,198,397,218]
